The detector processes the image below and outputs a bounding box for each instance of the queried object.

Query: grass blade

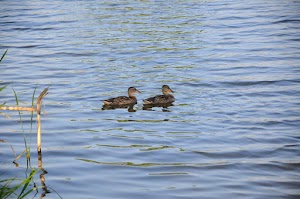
[0,49,8,62]
[0,85,7,92]
[29,85,37,144]
[12,87,30,165]
[17,169,36,199]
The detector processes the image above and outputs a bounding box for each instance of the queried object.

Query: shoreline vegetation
[0,50,58,198]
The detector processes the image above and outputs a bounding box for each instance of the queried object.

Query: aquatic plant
[0,50,43,198]
[0,50,8,110]
[0,91,48,198]
[0,49,7,62]
[0,169,38,199]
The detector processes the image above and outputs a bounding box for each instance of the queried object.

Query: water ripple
[1,0,300,198]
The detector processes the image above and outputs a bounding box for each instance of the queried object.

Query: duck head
[128,87,141,96]
[162,85,174,95]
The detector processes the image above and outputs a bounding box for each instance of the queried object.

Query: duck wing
[103,96,135,105]
[143,95,174,104]
[143,96,156,104]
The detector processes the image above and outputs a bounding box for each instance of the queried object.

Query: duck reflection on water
[142,102,173,111]
[102,104,136,112]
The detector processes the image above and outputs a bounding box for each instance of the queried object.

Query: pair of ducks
[102,85,175,107]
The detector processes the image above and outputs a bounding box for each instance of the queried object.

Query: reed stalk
[36,87,48,154]
[0,106,36,112]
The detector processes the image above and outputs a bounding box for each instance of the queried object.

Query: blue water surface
[1,0,300,198]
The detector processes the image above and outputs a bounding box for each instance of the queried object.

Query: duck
[102,87,141,106]
[143,85,175,105]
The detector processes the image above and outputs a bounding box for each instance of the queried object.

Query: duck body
[143,94,174,105]
[143,85,175,105]
[102,87,140,106]
[103,96,137,106]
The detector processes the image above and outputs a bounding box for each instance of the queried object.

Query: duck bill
[136,89,141,93]
[169,89,174,93]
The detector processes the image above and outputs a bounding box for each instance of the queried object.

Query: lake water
[1,0,300,198]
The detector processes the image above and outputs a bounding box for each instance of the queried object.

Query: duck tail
[102,100,111,105]
[143,99,151,105]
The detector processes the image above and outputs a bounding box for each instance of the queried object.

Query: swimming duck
[143,85,175,105]
[102,87,141,106]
